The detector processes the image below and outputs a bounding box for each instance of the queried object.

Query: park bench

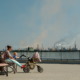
[0,63,8,76]
[0,51,17,74]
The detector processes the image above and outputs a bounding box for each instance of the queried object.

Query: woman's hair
[7,45,12,49]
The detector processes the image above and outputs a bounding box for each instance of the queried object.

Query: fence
[13,51,80,64]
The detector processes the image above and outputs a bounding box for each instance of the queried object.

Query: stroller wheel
[30,63,35,70]
[37,66,43,73]
[23,66,30,73]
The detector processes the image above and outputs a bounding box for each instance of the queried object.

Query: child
[13,52,19,59]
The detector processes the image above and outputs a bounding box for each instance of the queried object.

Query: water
[11,51,80,60]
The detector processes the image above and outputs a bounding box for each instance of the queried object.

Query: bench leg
[6,66,8,76]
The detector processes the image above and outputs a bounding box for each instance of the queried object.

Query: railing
[14,51,80,64]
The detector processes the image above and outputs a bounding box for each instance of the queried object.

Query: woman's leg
[5,59,13,63]
[5,59,22,67]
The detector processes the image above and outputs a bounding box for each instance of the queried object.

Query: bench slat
[0,63,8,67]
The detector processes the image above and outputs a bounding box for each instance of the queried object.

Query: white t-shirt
[6,50,12,57]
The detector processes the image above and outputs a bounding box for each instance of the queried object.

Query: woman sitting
[3,45,26,68]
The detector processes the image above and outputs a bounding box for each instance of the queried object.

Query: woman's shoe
[21,65,26,68]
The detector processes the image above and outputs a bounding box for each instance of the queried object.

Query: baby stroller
[21,52,43,73]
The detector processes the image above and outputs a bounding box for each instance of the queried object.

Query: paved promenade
[0,64,80,80]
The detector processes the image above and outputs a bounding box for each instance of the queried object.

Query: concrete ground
[0,64,80,80]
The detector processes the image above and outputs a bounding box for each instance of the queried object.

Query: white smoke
[18,0,80,49]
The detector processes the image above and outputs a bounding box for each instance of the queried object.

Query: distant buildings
[6,42,78,52]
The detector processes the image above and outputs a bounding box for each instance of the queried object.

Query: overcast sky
[0,0,80,49]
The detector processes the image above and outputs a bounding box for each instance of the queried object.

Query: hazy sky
[0,0,80,49]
